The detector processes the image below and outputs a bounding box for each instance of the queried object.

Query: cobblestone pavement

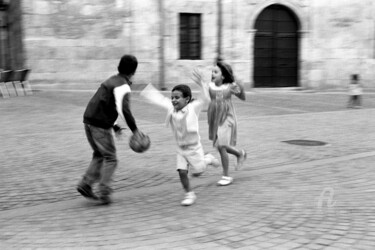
[1,89,375,249]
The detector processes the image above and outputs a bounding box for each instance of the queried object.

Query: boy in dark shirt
[77,54,144,204]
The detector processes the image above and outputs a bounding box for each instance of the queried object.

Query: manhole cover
[282,140,327,146]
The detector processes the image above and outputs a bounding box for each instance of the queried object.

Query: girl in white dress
[192,61,247,186]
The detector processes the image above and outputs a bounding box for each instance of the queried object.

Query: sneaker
[217,176,233,186]
[236,149,247,170]
[98,187,113,205]
[181,192,196,206]
[77,183,98,200]
[205,153,220,168]
[98,195,112,205]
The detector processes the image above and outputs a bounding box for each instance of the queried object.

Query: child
[192,61,247,186]
[347,74,363,109]
[77,54,146,205]
[140,82,219,206]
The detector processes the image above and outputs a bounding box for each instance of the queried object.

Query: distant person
[77,54,146,205]
[347,74,363,109]
[192,60,247,186]
[140,82,220,206]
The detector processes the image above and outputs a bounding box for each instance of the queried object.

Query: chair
[0,70,13,98]
[12,69,32,95]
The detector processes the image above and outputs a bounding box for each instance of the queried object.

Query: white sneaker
[217,176,233,186]
[236,149,247,170]
[205,153,220,168]
[181,192,196,206]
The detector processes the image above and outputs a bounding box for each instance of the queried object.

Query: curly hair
[172,84,192,103]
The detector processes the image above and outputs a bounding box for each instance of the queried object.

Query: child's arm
[114,84,138,132]
[140,83,172,110]
[191,68,210,102]
[231,79,246,101]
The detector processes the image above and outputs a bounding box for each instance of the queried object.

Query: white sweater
[140,84,208,147]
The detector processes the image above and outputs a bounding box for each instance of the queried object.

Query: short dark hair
[217,61,234,84]
[118,54,138,76]
[172,84,192,102]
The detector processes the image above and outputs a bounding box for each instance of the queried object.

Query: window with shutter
[179,13,201,60]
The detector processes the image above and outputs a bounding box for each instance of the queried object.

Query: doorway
[253,4,299,88]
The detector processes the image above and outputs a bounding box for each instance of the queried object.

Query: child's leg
[225,145,241,158]
[89,128,117,201]
[178,169,191,192]
[204,153,220,168]
[82,151,103,184]
[179,169,196,206]
[225,145,247,169]
[216,123,231,176]
[347,96,353,107]
[218,146,229,176]
[216,146,234,186]
[215,121,236,185]
[82,124,103,185]
[216,119,246,172]
[77,151,102,199]
[176,150,191,191]
[184,144,208,176]
[77,124,104,200]
[176,151,196,206]
[355,95,361,107]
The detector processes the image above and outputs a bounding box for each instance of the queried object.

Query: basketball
[129,132,151,153]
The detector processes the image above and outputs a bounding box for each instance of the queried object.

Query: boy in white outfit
[140,82,219,206]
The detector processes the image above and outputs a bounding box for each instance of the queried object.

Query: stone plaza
[1,88,375,249]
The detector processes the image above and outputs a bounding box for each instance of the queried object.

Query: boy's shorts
[176,143,206,174]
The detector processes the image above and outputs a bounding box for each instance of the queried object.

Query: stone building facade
[1,0,375,90]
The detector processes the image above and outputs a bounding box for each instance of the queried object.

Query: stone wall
[20,0,375,89]
[21,0,217,89]
[22,0,146,86]
[308,0,375,89]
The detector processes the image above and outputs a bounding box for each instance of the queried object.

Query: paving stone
[277,242,303,249]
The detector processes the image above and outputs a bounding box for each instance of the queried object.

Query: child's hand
[113,124,126,140]
[115,130,123,140]
[191,68,204,87]
[231,80,246,101]
[230,83,241,94]
[132,130,148,143]
[132,129,143,139]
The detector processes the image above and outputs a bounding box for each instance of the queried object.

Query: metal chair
[12,69,32,95]
[0,70,13,98]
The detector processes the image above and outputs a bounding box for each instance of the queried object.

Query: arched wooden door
[253,4,299,88]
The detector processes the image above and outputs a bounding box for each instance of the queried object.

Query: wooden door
[253,5,299,87]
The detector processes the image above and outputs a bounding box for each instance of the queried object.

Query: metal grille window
[179,13,201,60]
